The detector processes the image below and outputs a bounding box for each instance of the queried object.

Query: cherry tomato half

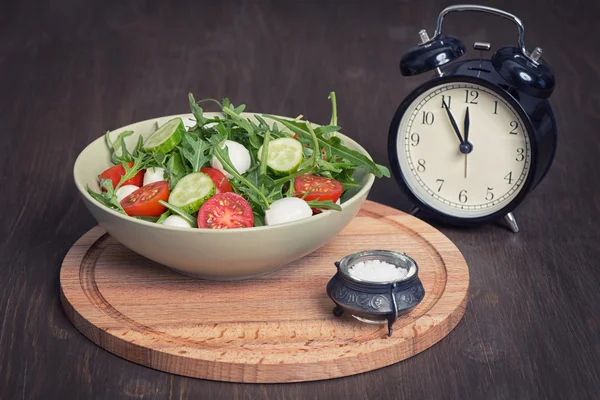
[121,181,169,217]
[198,192,254,229]
[100,162,144,190]
[200,167,232,194]
[294,174,343,202]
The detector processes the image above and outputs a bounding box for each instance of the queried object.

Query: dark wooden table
[2,0,599,399]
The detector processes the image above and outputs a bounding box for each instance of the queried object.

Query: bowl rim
[73,112,376,234]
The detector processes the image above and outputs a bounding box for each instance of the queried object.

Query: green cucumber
[258,137,303,176]
[143,118,185,154]
[168,172,215,213]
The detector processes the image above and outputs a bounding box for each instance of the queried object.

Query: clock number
[441,95,452,109]
[486,187,494,201]
[516,148,525,162]
[464,90,479,104]
[493,101,498,114]
[509,121,519,134]
[436,179,444,192]
[416,159,426,172]
[421,111,434,125]
[504,172,513,184]
[458,190,468,203]
[410,132,420,146]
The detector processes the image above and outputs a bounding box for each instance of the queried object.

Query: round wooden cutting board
[60,201,469,383]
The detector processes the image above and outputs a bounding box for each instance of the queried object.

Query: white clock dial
[396,82,531,218]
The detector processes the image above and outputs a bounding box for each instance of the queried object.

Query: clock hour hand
[459,107,473,155]
[442,100,465,145]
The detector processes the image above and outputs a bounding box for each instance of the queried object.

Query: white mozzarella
[143,167,166,186]
[161,215,192,228]
[116,185,139,202]
[265,197,313,226]
[210,140,251,178]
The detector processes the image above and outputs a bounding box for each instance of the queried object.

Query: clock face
[394,80,532,219]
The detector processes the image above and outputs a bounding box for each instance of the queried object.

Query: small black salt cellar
[326,250,425,336]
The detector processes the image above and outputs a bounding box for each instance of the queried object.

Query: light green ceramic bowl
[73,113,375,280]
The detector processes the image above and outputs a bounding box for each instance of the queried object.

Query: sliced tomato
[100,162,144,190]
[200,167,232,194]
[294,174,343,202]
[121,181,169,217]
[198,192,254,229]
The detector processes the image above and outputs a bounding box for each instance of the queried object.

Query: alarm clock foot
[410,206,421,216]
[502,212,520,233]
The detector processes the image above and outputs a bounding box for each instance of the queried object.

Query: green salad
[87,92,390,229]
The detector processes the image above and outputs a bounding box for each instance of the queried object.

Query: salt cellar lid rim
[337,249,419,285]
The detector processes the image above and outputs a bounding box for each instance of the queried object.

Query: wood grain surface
[59,201,469,383]
[1,0,600,398]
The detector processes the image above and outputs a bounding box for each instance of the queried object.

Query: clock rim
[387,74,538,226]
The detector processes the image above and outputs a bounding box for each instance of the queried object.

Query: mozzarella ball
[265,197,313,226]
[161,215,192,228]
[210,140,251,178]
[116,185,139,202]
[143,167,166,186]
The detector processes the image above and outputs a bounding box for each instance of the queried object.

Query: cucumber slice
[143,118,185,154]
[168,172,216,213]
[258,137,303,176]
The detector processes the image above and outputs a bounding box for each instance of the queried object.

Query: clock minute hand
[442,100,464,145]
[464,106,470,144]
[463,107,471,178]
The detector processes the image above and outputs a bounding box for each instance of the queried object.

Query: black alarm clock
[388,5,557,233]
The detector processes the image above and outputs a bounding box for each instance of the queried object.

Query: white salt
[348,260,407,282]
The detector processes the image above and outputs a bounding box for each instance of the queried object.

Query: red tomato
[99,162,144,190]
[200,167,232,194]
[294,174,343,202]
[198,193,254,229]
[121,181,169,217]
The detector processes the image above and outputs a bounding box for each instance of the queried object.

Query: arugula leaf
[106,130,135,165]
[156,211,171,224]
[135,216,160,223]
[158,200,197,227]
[328,91,338,126]
[253,213,265,227]
[222,106,255,135]
[165,152,186,188]
[262,115,390,178]
[213,144,270,209]
[180,134,211,172]
[188,93,206,127]
[334,167,361,190]
[306,122,320,170]
[214,120,231,141]
[265,183,285,202]
[234,104,246,114]
[231,181,269,212]
[306,199,342,211]
[116,154,146,190]
[314,125,341,139]
[316,158,345,173]
[133,136,145,157]
[259,129,271,178]
[151,152,167,167]
[86,178,125,213]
